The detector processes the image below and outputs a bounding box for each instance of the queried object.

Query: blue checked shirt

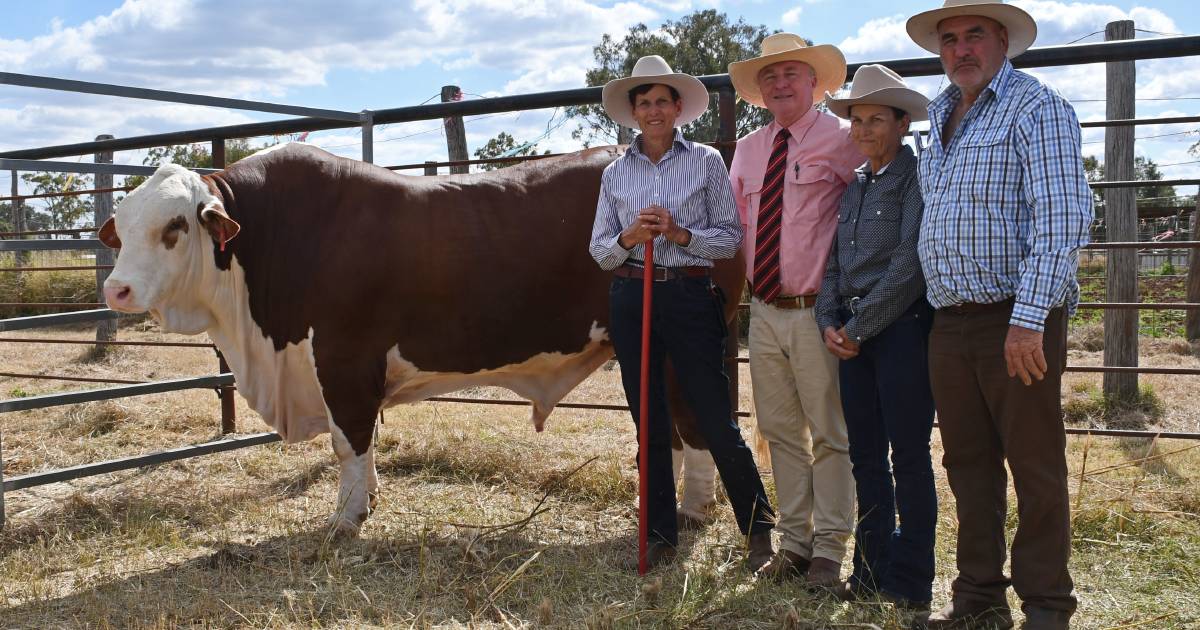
[590,130,743,270]
[918,59,1094,332]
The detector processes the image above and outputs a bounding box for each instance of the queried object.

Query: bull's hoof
[325,513,365,540]
[368,490,379,511]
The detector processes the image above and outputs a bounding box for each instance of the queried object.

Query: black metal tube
[2,432,282,492]
[2,36,1197,161]
[0,309,118,332]
[0,373,234,413]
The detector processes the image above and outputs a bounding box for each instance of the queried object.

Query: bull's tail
[752,420,772,470]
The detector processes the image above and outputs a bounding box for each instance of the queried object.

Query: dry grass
[1,321,1198,628]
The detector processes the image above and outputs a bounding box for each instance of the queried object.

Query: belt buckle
[848,296,861,315]
[653,267,670,281]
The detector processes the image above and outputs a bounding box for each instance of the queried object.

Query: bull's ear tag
[97,216,122,249]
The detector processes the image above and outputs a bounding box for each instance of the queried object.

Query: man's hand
[1004,324,1046,386]
[617,208,658,249]
[823,326,859,360]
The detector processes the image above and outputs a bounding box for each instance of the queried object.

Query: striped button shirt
[918,59,1094,332]
[815,145,926,343]
[589,129,743,270]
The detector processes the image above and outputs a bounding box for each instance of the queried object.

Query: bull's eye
[161,215,190,249]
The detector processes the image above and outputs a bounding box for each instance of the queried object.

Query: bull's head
[100,164,240,334]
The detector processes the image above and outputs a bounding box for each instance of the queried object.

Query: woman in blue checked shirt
[588,55,776,573]
[813,64,936,610]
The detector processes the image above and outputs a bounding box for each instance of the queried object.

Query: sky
[1,0,1199,194]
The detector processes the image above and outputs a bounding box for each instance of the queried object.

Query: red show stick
[637,239,653,575]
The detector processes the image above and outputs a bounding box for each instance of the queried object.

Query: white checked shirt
[589,130,743,270]
[918,59,1094,332]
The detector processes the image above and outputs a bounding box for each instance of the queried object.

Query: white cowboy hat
[826,64,930,122]
[727,33,847,109]
[601,55,710,129]
[906,0,1038,58]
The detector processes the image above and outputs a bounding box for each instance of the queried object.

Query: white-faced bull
[99,143,745,536]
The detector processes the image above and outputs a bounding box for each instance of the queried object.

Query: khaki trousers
[749,299,855,561]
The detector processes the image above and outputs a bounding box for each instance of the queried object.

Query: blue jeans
[609,273,775,546]
[838,300,937,603]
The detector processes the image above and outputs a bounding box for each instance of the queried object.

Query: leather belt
[760,294,818,310]
[939,297,1015,315]
[614,264,710,282]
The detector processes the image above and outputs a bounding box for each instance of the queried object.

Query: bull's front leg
[314,344,387,538]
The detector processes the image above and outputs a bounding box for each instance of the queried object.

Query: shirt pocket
[793,162,840,187]
[739,175,764,220]
[863,184,904,223]
[956,126,1018,206]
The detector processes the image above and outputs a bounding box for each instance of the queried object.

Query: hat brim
[601,72,711,130]
[728,45,847,109]
[826,86,931,122]
[906,3,1037,58]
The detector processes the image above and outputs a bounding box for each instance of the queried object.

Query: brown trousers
[928,303,1076,615]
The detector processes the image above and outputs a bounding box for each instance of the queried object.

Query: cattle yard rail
[4,35,1200,529]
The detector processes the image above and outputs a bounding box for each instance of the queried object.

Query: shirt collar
[930,57,1015,117]
[768,107,820,138]
[628,128,692,157]
[856,144,916,178]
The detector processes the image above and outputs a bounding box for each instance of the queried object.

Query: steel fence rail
[1,37,1196,162]
[0,373,235,413]
[0,266,113,273]
[2,432,282,492]
[0,239,105,252]
[0,309,118,332]
[0,372,145,385]
[0,186,133,204]
[1,72,361,122]
[0,303,107,309]
[0,337,213,348]
[0,158,217,178]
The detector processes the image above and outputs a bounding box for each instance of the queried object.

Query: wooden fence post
[1103,20,1139,403]
[424,161,438,176]
[1187,194,1200,341]
[94,134,116,353]
[442,86,469,174]
[211,139,236,434]
[717,86,741,416]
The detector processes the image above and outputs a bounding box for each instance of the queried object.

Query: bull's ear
[197,201,241,248]
[97,216,122,249]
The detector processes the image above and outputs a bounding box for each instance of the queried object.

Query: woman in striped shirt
[589,55,776,573]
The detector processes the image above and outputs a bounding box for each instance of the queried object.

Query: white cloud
[782,7,803,26]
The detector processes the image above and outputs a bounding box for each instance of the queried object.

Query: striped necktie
[753,128,791,303]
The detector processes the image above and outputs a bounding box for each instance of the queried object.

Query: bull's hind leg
[313,343,387,538]
[666,361,718,528]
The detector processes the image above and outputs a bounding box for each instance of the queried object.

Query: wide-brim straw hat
[601,55,710,129]
[826,64,930,122]
[728,33,847,108]
[906,0,1038,57]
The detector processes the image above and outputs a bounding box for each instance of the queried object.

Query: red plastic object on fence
[637,240,653,575]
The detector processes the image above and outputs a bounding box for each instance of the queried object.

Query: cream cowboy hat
[727,33,847,108]
[826,64,930,122]
[906,0,1038,58]
[601,55,710,129]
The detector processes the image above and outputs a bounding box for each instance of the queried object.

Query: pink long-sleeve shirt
[730,108,863,297]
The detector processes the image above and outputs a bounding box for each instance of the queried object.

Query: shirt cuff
[607,235,632,265]
[1009,301,1048,332]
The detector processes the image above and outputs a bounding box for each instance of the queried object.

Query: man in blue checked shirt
[906,1,1093,629]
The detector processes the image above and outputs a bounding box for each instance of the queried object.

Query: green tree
[124,138,275,191]
[20,171,94,232]
[473,132,550,171]
[567,9,775,146]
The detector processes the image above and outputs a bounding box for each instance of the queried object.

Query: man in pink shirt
[728,33,864,587]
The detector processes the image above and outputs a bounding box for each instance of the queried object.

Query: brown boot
[804,556,842,589]
[1020,607,1071,630]
[916,600,1013,630]
[745,531,774,573]
[618,542,676,573]
[756,549,810,581]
